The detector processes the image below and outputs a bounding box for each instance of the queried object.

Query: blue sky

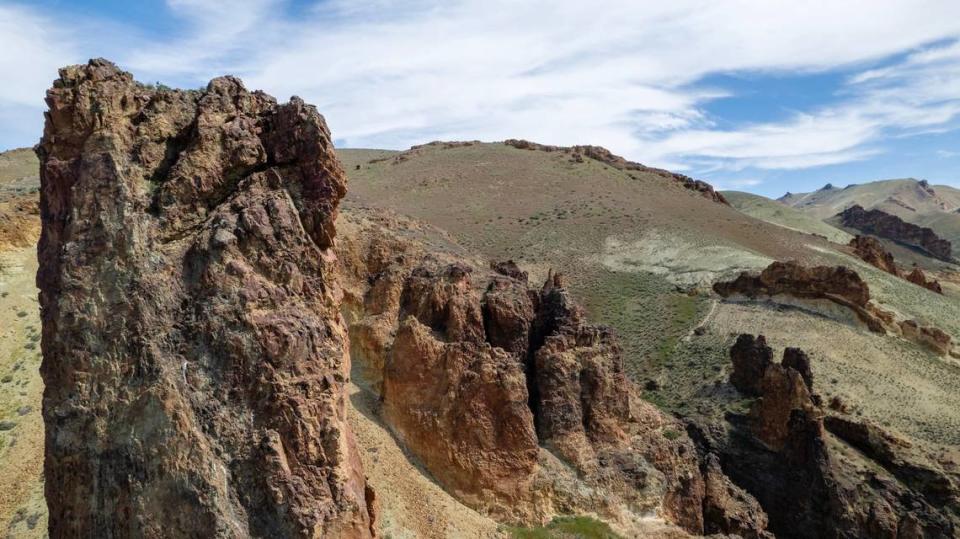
[3,1,960,197]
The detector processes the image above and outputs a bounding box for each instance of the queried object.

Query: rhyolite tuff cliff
[37,59,375,537]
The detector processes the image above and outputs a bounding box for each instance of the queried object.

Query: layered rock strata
[715,261,954,356]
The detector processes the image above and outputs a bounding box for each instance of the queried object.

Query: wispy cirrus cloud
[3,0,960,187]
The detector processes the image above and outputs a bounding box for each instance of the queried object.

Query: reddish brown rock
[839,205,952,262]
[848,235,943,294]
[781,347,813,390]
[899,320,953,356]
[383,316,539,518]
[714,260,887,332]
[715,335,958,538]
[849,235,898,275]
[399,263,486,344]
[482,268,537,359]
[905,266,943,294]
[751,364,820,452]
[715,260,870,307]
[701,454,772,538]
[37,59,374,538]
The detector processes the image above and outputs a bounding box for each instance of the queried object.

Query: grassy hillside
[723,190,853,244]
[339,142,850,407]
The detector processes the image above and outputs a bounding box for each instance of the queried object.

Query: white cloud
[3,0,960,173]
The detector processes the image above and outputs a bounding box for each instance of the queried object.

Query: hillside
[781,178,960,248]
[2,126,960,537]
[722,190,853,244]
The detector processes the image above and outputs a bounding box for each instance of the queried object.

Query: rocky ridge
[503,138,729,205]
[839,205,953,262]
[37,59,375,537]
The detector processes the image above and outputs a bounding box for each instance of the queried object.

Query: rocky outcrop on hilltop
[503,138,728,205]
[839,204,952,261]
[848,235,943,294]
[695,334,959,538]
[37,60,375,537]
[715,261,955,356]
[338,213,770,536]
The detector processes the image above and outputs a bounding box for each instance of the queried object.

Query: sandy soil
[0,247,46,538]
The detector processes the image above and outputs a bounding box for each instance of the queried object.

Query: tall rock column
[36,59,375,538]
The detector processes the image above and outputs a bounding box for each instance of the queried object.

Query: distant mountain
[779,178,960,247]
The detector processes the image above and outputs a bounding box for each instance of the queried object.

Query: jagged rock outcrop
[338,217,770,535]
[701,454,772,539]
[382,264,539,518]
[728,334,774,396]
[503,138,728,205]
[37,60,375,537]
[839,205,952,261]
[697,334,959,538]
[848,235,943,294]
[716,260,955,356]
[714,260,871,307]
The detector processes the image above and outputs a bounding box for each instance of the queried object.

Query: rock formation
[713,260,886,332]
[698,334,959,538]
[382,264,539,518]
[849,235,898,275]
[37,60,375,537]
[839,205,952,261]
[728,334,774,396]
[715,260,955,356]
[905,266,943,294]
[848,235,943,294]
[503,138,728,205]
[338,213,770,536]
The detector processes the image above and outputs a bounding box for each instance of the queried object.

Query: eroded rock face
[905,267,943,294]
[703,334,959,538]
[728,334,774,396]
[714,260,888,333]
[37,60,375,538]
[715,260,870,307]
[383,264,539,518]
[701,454,772,538]
[839,205,952,262]
[339,218,769,535]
